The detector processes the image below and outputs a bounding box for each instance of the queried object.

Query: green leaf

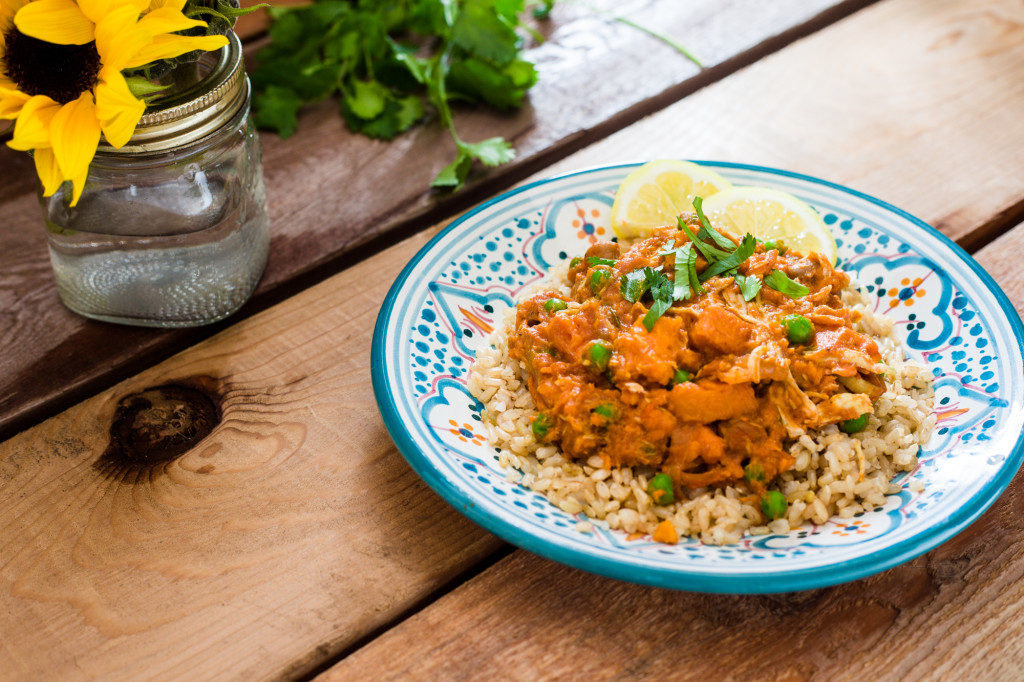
[693,196,736,250]
[764,270,810,298]
[642,298,671,332]
[123,75,169,99]
[346,79,389,120]
[432,148,474,188]
[734,274,762,301]
[461,137,516,167]
[678,216,731,263]
[453,0,521,66]
[587,257,617,267]
[700,233,757,281]
[447,57,537,109]
[686,245,703,296]
[621,268,650,303]
[671,243,693,301]
[253,85,304,138]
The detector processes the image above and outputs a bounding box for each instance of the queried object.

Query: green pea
[584,340,612,371]
[593,404,617,420]
[647,473,675,505]
[782,314,814,345]
[587,267,612,293]
[761,490,787,520]
[744,461,765,483]
[840,413,870,434]
[544,298,568,312]
[569,256,582,269]
[671,368,692,385]
[532,414,551,438]
[763,239,788,255]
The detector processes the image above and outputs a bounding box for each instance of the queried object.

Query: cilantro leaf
[642,298,672,332]
[671,243,693,301]
[686,245,704,297]
[692,196,735,250]
[252,85,304,139]
[678,217,731,262]
[700,233,757,281]
[621,268,650,303]
[641,268,674,331]
[587,256,617,267]
[764,270,810,298]
[346,79,389,120]
[734,273,762,301]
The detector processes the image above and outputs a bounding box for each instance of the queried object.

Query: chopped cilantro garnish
[677,217,731,262]
[764,269,810,298]
[734,273,762,301]
[671,243,694,301]
[685,245,704,297]
[621,268,651,303]
[692,196,736,251]
[587,256,618,267]
[642,298,672,332]
[700,233,757,281]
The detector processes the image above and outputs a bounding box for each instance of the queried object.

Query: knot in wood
[105,382,220,464]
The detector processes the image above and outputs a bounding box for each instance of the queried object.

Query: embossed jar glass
[39,33,269,328]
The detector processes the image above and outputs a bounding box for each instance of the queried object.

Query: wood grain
[538,0,1024,251]
[0,0,864,440]
[0,228,509,681]
[318,219,1024,682]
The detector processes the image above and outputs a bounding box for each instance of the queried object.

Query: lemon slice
[610,160,733,239]
[700,186,837,264]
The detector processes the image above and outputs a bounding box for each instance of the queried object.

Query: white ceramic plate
[372,162,1024,593]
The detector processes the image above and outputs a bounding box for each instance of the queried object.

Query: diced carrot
[652,519,679,544]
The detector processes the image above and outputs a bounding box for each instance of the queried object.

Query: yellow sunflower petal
[0,85,31,119]
[1,0,27,22]
[147,0,186,11]
[77,0,145,25]
[93,4,151,71]
[95,67,145,148]
[49,91,101,184]
[137,6,206,34]
[7,95,61,150]
[14,0,95,45]
[124,33,227,69]
[66,162,90,206]
[33,147,66,197]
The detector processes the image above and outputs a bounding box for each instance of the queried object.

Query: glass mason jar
[40,33,269,328]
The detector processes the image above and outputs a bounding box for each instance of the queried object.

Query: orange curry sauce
[509,217,888,496]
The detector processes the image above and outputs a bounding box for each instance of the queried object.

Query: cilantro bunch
[250,0,546,190]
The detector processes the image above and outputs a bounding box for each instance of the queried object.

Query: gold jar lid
[97,32,247,154]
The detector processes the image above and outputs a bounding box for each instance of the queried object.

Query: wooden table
[4,0,1024,678]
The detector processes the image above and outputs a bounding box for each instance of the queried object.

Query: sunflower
[0,0,228,205]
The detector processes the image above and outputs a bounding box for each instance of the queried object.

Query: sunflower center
[2,26,101,104]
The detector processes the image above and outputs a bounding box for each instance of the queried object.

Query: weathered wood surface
[0,227,515,682]
[0,0,868,440]
[320,221,1024,682]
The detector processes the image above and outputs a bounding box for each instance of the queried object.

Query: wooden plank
[0,228,510,682]
[538,0,1024,250]
[0,0,865,440]
[317,220,1024,682]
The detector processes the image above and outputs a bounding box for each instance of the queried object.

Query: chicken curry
[509,213,888,497]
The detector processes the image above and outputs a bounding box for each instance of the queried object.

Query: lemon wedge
[610,160,733,240]
[700,186,837,264]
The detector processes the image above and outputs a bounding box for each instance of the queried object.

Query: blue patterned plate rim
[371,161,1024,593]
